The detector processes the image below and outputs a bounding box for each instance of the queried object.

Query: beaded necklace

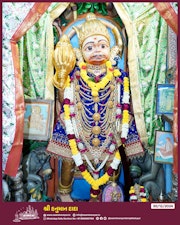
[63,61,130,198]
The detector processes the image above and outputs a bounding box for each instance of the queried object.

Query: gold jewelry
[73,74,118,161]
[87,64,106,76]
[59,181,73,194]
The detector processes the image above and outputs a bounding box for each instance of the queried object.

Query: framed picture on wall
[154,130,174,164]
[156,84,175,115]
[24,99,54,141]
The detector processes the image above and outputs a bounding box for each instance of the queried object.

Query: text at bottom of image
[43,214,141,221]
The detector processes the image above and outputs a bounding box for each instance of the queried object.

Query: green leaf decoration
[85,3,92,9]
[90,7,95,13]
[77,3,85,14]
[101,4,108,16]
[77,3,107,16]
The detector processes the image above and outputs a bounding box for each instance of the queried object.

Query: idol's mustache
[90,54,107,59]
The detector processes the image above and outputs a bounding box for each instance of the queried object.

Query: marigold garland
[63,62,132,198]
[79,61,120,97]
[129,185,148,202]
[123,77,129,92]
[63,97,121,198]
[122,110,129,124]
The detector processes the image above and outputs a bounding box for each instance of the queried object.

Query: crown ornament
[73,13,110,48]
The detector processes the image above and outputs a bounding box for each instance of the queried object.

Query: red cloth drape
[4,3,51,177]
[153,2,178,34]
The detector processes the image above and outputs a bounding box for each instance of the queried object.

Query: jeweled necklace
[74,76,116,162]
[86,63,106,76]
[63,61,130,198]
[63,74,121,198]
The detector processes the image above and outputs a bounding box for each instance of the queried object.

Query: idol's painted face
[82,35,110,65]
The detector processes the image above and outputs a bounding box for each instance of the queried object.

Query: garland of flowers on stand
[129,185,147,202]
[63,60,130,198]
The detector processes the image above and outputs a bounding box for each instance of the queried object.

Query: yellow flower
[88,82,95,89]
[115,151,121,160]
[81,71,87,78]
[98,173,109,184]
[141,198,147,202]
[114,69,121,77]
[106,72,113,79]
[97,82,104,89]
[102,78,109,85]
[79,62,86,68]
[106,60,111,68]
[90,193,97,198]
[80,60,114,96]
[71,147,79,155]
[69,139,78,155]
[95,83,101,89]
[92,90,98,97]
[64,105,70,120]
[82,170,94,184]
[122,110,129,123]
[92,185,99,190]
[129,189,135,194]
[124,77,129,92]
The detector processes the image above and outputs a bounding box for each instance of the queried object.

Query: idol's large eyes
[101,44,107,49]
[83,44,94,52]
[87,46,93,51]
[99,41,109,49]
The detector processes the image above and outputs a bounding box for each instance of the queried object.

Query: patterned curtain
[2,2,35,173]
[3,2,69,176]
[18,3,59,99]
[114,2,168,148]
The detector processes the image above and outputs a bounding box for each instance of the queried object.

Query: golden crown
[73,13,110,48]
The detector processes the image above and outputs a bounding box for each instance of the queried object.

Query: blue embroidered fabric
[51,66,140,148]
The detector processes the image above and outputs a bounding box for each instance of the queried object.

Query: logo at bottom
[13,205,39,222]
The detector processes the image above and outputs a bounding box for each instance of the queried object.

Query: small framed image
[154,130,174,164]
[156,84,175,115]
[24,99,54,141]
